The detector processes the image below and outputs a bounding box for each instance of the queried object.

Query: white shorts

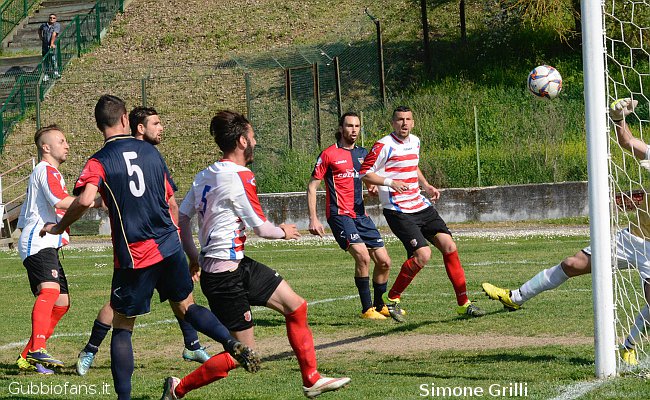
[583,229,650,279]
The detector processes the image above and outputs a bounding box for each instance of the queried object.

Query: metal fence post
[75,16,82,57]
[56,44,62,73]
[285,68,293,150]
[460,0,467,42]
[359,110,365,148]
[119,0,124,13]
[0,115,4,150]
[374,19,386,107]
[474,105,481,186]
[365,9,387,106]
[95,5,102,44]
[420,0,432,74]
[36,82,41,129]
[19,81,25,113]
[141,77,147,107]
[244,72,252,120]
[333,57,342,118]
[312,63,321,149]
[23,0,28,17]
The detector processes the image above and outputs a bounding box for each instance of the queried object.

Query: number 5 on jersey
[123,152,146,197]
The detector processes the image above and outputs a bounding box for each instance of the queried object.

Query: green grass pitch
[0,233,649,399]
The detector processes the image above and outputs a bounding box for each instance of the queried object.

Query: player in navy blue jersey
[73,107,210,377]
[41,95,260,400]
[307,112,393,320]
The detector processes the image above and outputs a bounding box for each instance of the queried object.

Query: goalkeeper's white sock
[510,264,569,305]
[624,305,650,349]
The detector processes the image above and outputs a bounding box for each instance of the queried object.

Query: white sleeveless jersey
[17,161,70,261]
[359,133,431,213]
[179,160,267,260]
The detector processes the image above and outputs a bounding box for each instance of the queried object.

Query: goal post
[587,0,650,378]
[582,0,617,378]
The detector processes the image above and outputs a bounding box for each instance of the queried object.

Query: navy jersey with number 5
[74,135,180,269]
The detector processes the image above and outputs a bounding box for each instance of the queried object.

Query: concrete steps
[0,55,41,74]
[0,56,41,107]
[3,0,97,53]
[0,1,98,111]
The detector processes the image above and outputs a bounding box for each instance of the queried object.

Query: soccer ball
[527,65,562,99]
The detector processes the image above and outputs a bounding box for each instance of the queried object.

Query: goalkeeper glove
[610,98,638,121]
[640,160,650,172]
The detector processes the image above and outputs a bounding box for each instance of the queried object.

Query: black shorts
[23,248,69,296]
[110,249,194,317]
[383,207,452,258]
[327,214,384,250]
[199,256,283,332]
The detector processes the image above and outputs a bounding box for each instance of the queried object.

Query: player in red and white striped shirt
[360,106,485,321]
[16,125,101,374]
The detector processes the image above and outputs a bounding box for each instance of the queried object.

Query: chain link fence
[0,0,124,150]
[0,0,40,43]
[232,36,384,191]
[0,22,383,194]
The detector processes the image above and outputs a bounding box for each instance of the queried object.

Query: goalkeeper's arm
[615,119,648,160]
[611,98,648,160]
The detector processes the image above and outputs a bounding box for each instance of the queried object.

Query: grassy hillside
[0,0,589,195]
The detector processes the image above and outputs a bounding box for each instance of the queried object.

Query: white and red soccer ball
[527,65,562,99]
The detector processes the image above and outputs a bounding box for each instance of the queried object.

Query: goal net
[604,0,650,376]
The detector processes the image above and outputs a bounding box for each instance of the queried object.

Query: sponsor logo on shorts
[349,233,360,241]
[51,269,58,278]
[244,311,252,322]
[410,239,418,247]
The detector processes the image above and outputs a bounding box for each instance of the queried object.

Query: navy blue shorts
[110,250,194,317]
[23,247,69,296]
[327,214,384,251]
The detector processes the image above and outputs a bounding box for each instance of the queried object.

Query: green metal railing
[0,0,124,151]
[0,0,39,43]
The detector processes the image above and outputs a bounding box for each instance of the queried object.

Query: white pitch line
[0,295,360,351]
[0,271,113,280]
[0,291,613,400]
[547,379,609,400]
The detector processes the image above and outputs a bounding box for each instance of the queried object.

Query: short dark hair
[210,110,251,153]
[34,124,62,147]
[336,112,360,141]
[129,106,158,136]
[95,94,127,132]
[392,105,412,119]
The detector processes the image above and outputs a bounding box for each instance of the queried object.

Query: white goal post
[582,0,616,378]
[587,0,650,378]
